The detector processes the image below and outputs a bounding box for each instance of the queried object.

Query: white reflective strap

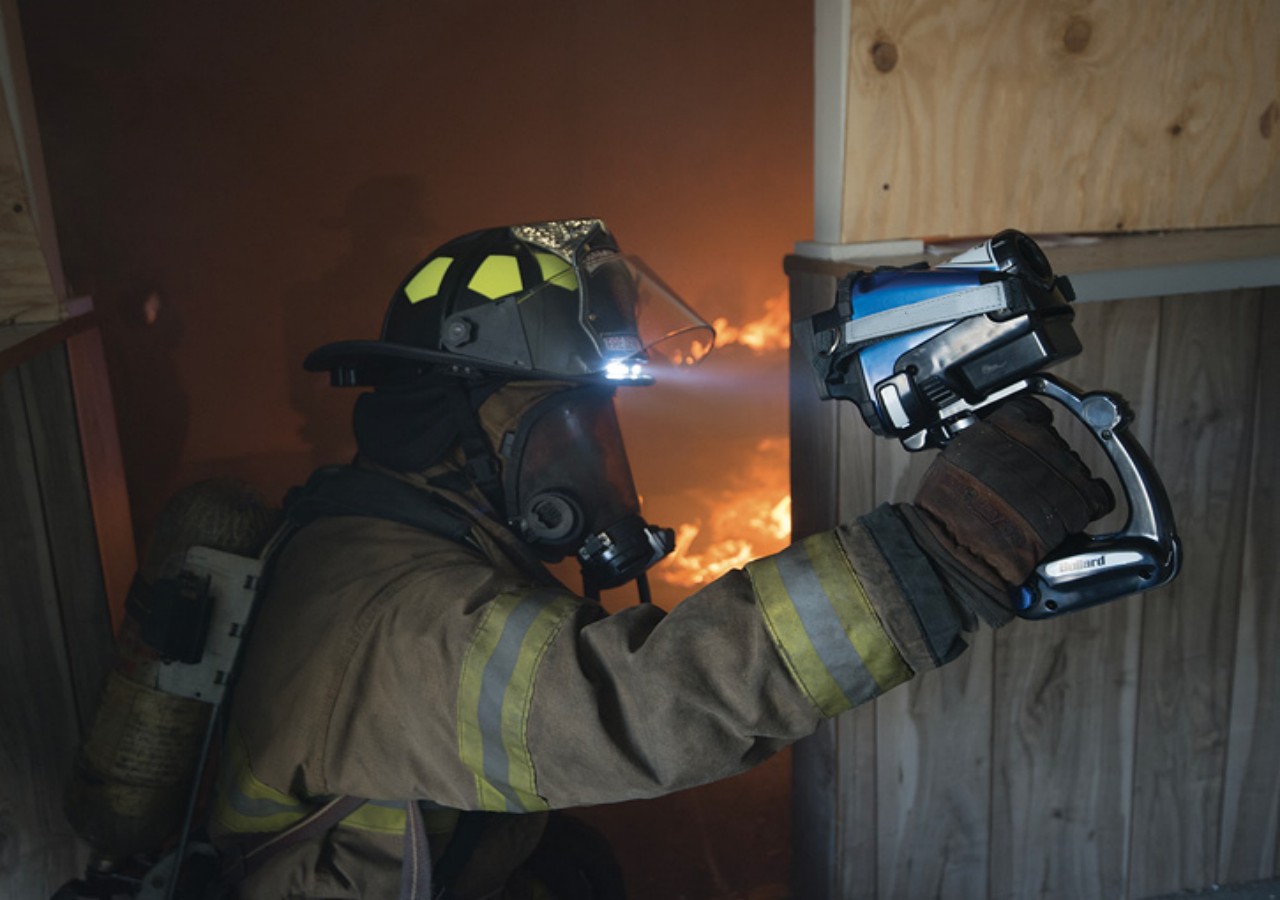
[842,282,1010,344]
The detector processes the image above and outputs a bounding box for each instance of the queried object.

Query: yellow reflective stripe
[533,252,579,291]
[457,589,578,812]
[336,803,454,836]
[213,728,454,837]
[747,533,909,717]
[405,256,453,303]
[343,801,405,835]
[213,727,308,834]
[807,535,910,692]
[468,255,522,300]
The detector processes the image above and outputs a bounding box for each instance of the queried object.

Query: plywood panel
[0,58,59,325]
[1218,290,1280,883]
[841,0,1280,241]
[1128,291,1263,897]
[988,298,1161,900]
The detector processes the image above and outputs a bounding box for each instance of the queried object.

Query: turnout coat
[211,467,961,898]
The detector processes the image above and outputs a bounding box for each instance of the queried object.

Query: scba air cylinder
[64,478,278,866]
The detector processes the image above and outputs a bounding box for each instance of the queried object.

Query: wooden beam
[66,325,136,633]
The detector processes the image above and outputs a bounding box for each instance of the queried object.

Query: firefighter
[210,219,1112,898]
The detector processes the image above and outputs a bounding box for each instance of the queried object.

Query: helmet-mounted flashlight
[604,359,649,382]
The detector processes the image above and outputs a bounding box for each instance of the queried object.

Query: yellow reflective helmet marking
[468,255,523,301]
[533,252,579,292]
[405,256,454,304]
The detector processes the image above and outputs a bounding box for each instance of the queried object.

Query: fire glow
[674,290,790,365]
[709,290,790,353]
[654,294,794,589]
[659,477,792,588]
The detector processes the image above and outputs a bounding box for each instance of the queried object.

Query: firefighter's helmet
[306,218,715,386]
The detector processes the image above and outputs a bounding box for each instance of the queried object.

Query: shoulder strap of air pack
[283,465,477,546]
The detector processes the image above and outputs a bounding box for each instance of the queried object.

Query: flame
[711,291,791,352]
[673,336,714,367]
[653,437,792,589]
[669,290,790,366]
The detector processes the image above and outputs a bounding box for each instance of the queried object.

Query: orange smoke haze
[648,295,794,590]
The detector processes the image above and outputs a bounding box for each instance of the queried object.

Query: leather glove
[896,396,1114,627]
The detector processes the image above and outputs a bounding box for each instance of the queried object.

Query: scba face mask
[500,385,674,592]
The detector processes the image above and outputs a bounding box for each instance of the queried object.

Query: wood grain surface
[1128,291,1263,897]
[834,378,880,900]
[988,298,1160,900]
[790,264,1280,897]
[0,351,89,897]
[0,61,60,325]
[66,327,137,632]
[1217,290,1280,884]
[840,0,1280,241]
[871,430,995,899]
[17,345,114,731]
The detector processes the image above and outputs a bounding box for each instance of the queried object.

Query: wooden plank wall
[838,0,1280,242]
[789,268,1280,898]
[0,340,114,898]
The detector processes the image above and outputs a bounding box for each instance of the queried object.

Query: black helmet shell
[306,219,713,387]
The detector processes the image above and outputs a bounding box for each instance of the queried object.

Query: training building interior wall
[791,1,1280,897]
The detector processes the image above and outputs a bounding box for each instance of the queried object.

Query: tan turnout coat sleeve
[214,497,949,896]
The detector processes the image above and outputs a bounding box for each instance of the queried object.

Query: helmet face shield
[584,254,716,378]
[454,252,715,383]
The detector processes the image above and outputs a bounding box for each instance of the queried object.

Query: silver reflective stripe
[774,547,880,708]
[748,533,910,717]
[843,281,1010,343]
[477,590,555,811]
[459,588,578,812]
[224,786,308,820]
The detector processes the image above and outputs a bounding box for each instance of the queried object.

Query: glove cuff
[853,505,972,667]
